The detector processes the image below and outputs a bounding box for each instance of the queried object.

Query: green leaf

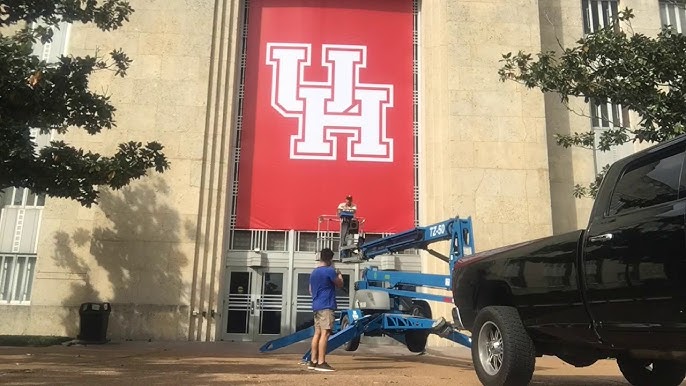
[0,1,168,206]
[499,7,686,200]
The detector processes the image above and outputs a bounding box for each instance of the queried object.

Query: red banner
[235,0,414,233]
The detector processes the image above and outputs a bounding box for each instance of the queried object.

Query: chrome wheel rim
[478,321,504,376]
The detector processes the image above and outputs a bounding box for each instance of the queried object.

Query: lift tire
[617,355,686,386]
[471,306,535,386]
[340,314,361,352]
[405,304,430,353]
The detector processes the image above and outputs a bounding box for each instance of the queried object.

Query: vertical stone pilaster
[188,0,243,341]
[420,0,552,347]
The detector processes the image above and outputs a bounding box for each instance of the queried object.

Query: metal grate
[412,0,420,227]
[0,254,36,304]
[589,99,633,175]
[296,232,318,252]
[227,0,251,232]
[229,229,289,251]
[582,0,619,34]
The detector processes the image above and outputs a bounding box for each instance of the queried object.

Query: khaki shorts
[313,309,335,330]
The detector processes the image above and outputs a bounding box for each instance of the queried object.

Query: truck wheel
[617,356,686,386]
[405,303,430,353]
[340,314,361,352]
[471,306,536,386]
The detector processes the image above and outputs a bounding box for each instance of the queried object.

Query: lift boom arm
[349,216,474,274]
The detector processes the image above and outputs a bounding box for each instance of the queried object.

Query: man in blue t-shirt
[308,248,343,372]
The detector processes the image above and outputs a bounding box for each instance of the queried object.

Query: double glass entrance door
[222,266,356,341]
[224,268,287,342]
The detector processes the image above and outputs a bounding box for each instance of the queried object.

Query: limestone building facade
[0,0,679,344]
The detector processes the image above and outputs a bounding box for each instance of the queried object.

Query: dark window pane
[335,274,350,298]
[231,230,251,250]
[297,273,311,296]
[260,311,281,334]
[262,273,283,295]
[229,271,250,294]
[2,188,12,206]
[298,232,317,251]
[591,0,600,32]
[226,271,251,334]
[259,272,283,334]
[295,312,314,331]
[660,2,669,27]
[610,0,618,24]
[22,257,36,302]
[266,231,286,251]
[582,0,590,33]
[669,3,678,30]
[602,0,610,27]
[26,190,37,207]
[608,146,685,215]
[13,188,24,206]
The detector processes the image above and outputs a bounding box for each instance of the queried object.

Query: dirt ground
[0,340,661,385]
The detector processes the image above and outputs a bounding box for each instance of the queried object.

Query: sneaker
[307,360,317,370]
[314,362,335,372]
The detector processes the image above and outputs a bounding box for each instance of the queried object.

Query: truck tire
[340,314,361,352]
[617,355,686,386]
[405,303,430,353]
[471,306,536,386]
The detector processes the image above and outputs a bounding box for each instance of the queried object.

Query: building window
[1,188,46,208]
[0,254,36,305]
[590,100,634,174]
[229,229,289,251]
[296,232,318,252]
[0,22,70,305]
[660,0,686,33]
[582,0,619,34]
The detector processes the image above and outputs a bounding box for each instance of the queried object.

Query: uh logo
[266,43,395,163]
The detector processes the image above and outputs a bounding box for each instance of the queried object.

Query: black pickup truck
[452,134,686,386]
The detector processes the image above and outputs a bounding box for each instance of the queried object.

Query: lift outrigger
[259,215,476,362]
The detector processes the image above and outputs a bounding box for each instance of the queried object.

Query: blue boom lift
[259,215,476,362]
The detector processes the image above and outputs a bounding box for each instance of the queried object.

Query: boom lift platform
[259,215,476,362]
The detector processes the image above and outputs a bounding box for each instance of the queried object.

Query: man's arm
[333,269,344,288]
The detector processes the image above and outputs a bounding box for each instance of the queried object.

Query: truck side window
[608,146,686,216]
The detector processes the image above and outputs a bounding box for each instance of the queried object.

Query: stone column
[419,0,553,346]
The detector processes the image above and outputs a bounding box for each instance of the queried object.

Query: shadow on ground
[0,342,633,386]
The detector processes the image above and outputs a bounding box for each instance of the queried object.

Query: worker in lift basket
[337,195,357,247]
[307,248,344,372]
[337,194,357,216]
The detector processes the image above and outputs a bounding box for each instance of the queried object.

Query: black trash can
[78,302,111,344]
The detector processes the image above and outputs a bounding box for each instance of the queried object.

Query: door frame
[222,266,289,342]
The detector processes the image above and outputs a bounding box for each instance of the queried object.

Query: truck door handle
[589,233,613,242]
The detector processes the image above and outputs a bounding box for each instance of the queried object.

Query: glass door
[223,268,288,341]
[255,269,286,341]
[224,270,252,340]
[291,267,355,333]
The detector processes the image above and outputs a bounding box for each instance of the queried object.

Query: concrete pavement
[0,340,641,385]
